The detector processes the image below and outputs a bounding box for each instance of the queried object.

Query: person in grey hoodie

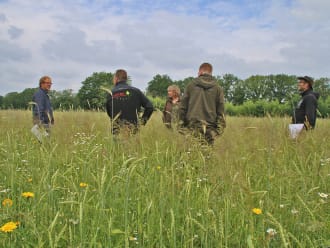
[179,63,226,145]
[292,76,320,129]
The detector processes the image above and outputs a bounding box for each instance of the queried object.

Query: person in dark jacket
[292,76,320,129]
[163,85,181,129]
[179,63,226,145]
[106,69,153,134]
[32,75,54,132]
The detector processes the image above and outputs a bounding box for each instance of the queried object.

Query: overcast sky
[0,0,329,95]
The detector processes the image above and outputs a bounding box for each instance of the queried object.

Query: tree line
[1,72,329,117]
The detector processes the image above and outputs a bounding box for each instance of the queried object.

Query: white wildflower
[291,209,299,214]
[69,219,79,225]
[266,228,277,237]
[318,192,328,198]
[0,188,10,193]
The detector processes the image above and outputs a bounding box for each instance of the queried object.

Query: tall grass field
[0,110,329,247]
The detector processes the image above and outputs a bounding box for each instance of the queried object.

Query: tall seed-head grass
[0,110,329,247]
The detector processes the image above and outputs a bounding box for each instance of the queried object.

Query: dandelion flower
[252,208,262,215]
[2,198,13,207]
[156,165,161,170]
[22,192,34,198]
[0,222,18,233]
[79,183,88,188]
[318,192,328,199]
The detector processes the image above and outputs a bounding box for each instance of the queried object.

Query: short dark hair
[199,63,213,74]
[39,76,52,87]
[115,69,128,81]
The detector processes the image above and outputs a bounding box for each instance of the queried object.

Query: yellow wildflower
[0,222,18,233]
[22,192,34,198]
[252,208,262,215]
[28,178,33,182]
[156,165,161,170]
[2,198,13,207]
[79,182,88,188]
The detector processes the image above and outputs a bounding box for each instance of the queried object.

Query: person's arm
[304,95,317,129]
[48,98,54,125]
[140,93,153,125]
[163,100,172,125]
[179,85,190,126]
[105,93,113,119]
[33,91,47,124]
[216,87,226,134]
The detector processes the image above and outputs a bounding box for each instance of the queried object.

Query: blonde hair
[39,76,52,87]
[167,85,181,98]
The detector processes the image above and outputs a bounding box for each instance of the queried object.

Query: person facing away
[292,76,320,130]
[163,85,181,129]
[106,69,154,134]
[32,75,54,131]
[179,62,226,145]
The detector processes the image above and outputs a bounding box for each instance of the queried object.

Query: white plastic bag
[288,124,304,139]
[31,124,45,143]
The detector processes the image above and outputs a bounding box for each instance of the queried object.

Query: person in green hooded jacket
[179,62,226,145]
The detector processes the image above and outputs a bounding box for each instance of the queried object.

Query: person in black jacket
[292,76,320,129]
[106,69,153,134]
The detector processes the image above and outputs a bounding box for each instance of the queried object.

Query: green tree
[174,77,195,93]
[146,74,173,97]
[218,74,243,103]
[244,75,272,102]
[50,89,79,110]
[2,88,36,109]
[267,74,296,103]
[314,77,330,100]
[3,92,20,108]
[0,95,3,109]
[21,88,38,108]
[231,80,247,105]
[77,72,113,110]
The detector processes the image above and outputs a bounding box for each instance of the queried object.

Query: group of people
[105,63,226,145]
[32,63,319,145]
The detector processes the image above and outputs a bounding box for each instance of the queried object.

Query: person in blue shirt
[106,69,153,135]
[32,76,54,132]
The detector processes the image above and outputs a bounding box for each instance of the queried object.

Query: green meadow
[0,110,329,247]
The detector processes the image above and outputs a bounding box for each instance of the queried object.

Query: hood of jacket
[195,74,217,90]
[301,89,320,100]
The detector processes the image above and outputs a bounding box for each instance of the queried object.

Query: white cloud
[0,0,329,95]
